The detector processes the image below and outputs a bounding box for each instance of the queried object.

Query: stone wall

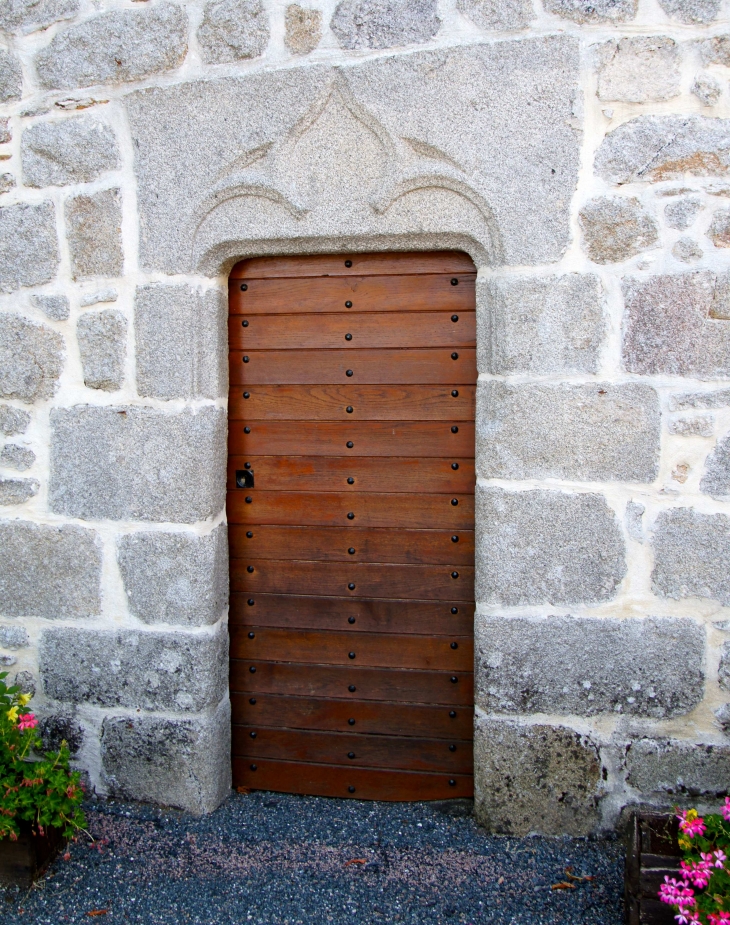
[1,0,730,832]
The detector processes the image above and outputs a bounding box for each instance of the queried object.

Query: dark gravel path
[2,792,624,924]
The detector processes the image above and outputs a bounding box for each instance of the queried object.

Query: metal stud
[348,651,356,659]
[451,352,459,360]
[451,535,459,543]
[348,616,356,624]
[348,718,356,725]
[451,463,459,470]
[243,356,250,363]
[244,462,251,469]
[348,583,356,591]
[240,283,248,291]
[345,300,353,307]
[250,763,257,771]
[451,571,459,579]
[345,260,352,268]
[347,512,355,520]
[346,441,354,448]
[248,599,255,606]
[348,752,355,759]
[244,426,251,434]
[451,425,459,433]
[451,606,458,614]
[250,731,257,739]
[242,320,249,327]
[450,676,458,683]
[451,498,458,506]
[347,477,355,485]
[449,780,456,787]
[451,278,459,286]
[451,390,459,397]
[449,745,456,752]
[449,711,457,718]
[348,547,356,555]
[345,333,352,341]
[249,697,256,705]
[245,496,252,504]
[451,642,458,650]
[246,531,253,538]
[451,315,459,322]
[348,684,356,692]
[247,565,254,573]
[346,369,354,377]
[249,666,256,673]
[243,391,250,398]
[348,786,356,793]
[248,631,255,639]
[346,406,353,413]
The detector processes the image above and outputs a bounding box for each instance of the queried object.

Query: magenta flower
[659,876,695,907]
[677,810,707,839]
[723,797,730,822]
[17,713,37,732]
[714,849,727,868]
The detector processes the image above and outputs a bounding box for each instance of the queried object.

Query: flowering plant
[0,672,85,841]
[659,802,730,924]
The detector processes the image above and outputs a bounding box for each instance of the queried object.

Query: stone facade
[1,0,729,834]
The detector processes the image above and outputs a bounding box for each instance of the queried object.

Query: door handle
[236,469,254,489]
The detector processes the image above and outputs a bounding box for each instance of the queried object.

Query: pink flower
[723,797,730,822]
[713,849,727,868]
[660,877,695,907]
[680,858,713,889]
[677,810,707,839]
[17,713,37,732]
[708,915,730,925]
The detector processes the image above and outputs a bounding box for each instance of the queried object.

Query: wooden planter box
[0,824,64,888]
[625,812,682,925]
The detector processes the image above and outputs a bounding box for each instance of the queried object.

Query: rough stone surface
[652,508,730,606]
[671,390,730,411]
[49,405,226,523]
[0,405,30,436]
[35,3,188,90]
[578,197,658,263]
[543,0,637,21]
[31,293,69,322]
[126,40,580,273]
[117,526,228,627]
[0,120,9,144]
[0,174,15,195]
[476,381,660,482]
[0,521,101,618]
[665,197,702,231]
[77,309,127,392]
[626,739,730,798]
[709,209,730,248]
[197,0,269,63]
[673,237,703,263]
[720,642,730,692]
[478,273,605,375]
[80,288,117,307]
[693,75,722,107]
[475,487,626,606]
[0,478,38,504]
[101,698,231,814]
[331,0,440,50]
[701,35,730,67]
[284,4,321,54]
[668,416,714,436]
[40,624,228,712]
[0,0,78,33]
[21,116,120,189]
[0,444,35,471]
[657,0,721,24]
[622,272,730,378]
[456,0,533,31]
[0,202,59,293]
[39,711,84,756]
[701,435,730,498]
[476,615,704,718]
[0,314,64,404]
[135,285,227,400]
[13,671,35,696]
[597,37,680,103]
[0,625,29,649]
[595,116,730,185]
[715,703,730,735]
[66,189,123,280]
[626,500,645,541]
[0,50,21,103]
[474,718,602,836]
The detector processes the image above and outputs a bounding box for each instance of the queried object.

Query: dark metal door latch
[236,469,254,489]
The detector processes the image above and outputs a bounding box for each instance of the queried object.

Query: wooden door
[227,251,476,801]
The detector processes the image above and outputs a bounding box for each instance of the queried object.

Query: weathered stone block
[627,739,730,798]
[478,273,604,375]
[579,197,658,263]
[80,288,117,307]
[0,625,29,649]
[0,521,101,618]
[709,209,730,248]
[622,272,730,379]
[284,4,321,54]
[0,0,78,34]
[0,406,30,436]
[66,189,123,280]
[476,615,703,718]
[0,50,21,103]
[693,75,722,108]
[14,671,35,696]
[0,314,63,404]
[474,717,603,836]
[652,508,730,606]
[39,711,83,756]
[134,285,227,400]
[671,390,730,411]
[543,0,636,21]
[0,202,59,293]
[0,120,9,144]
[0,478,38,504]
[597,37,680,103]
[0,445,35,470]
[673,238,703,263]
[456,0,533,31]
[668,416,714,437]
[475,488,626,606]
[331,0,440,49]
[40,624,228,712]
[21,116,119,189]
[701,435,730,498]
[665,198,702,231]
[701,36,730,67]
[658,0,720,23]
[49,405,226,523]
[35,3,188,90]
[476,381,659,482]
[117,525,228,627]
[101,698,231,814]
[197,0,268,63]
[77,309,126,392]
[626,501,645,541]
[719,642,730,692]
[30,293,69,322]
[596,116,730,185]
[0,173,15,195]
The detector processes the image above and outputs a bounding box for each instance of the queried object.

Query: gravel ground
[2,792,624,925]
